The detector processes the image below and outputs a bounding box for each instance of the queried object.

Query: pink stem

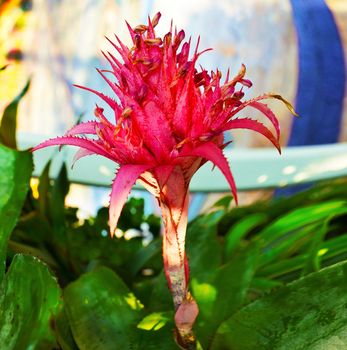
[159,192,199,349]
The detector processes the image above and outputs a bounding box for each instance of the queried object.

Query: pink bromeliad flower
[33,13,295,348]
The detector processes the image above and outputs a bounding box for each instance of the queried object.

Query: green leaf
[301,220,330,275]
[0,145,32,279]
[0,254,61,349]
[49,162,69,236]
[135,326,178,350]
[135,312,177,350]
[194,243,260,348]
[117,197,145,231]
[38,160,52,217]
[187,211,224,280]
[64,266,144,350]
[250,277,283,292]
[54,306,79,350]
[259,201,347,243]
[14,211,52,245]
[225,213,267,259]
[211,260,347,350]
[213,195,234,209]
[257,201,347,266]
[0,80,30,149]
[137,312,172,331]
[258,224,315,268]
[124,239,161,277]
[321,234,347,261]
[7,239,58,268]
[147,271,173,311]
[256,255,307,279]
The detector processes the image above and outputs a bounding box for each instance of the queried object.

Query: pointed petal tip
[268,93,299,117]
[73,83,84,90]
[233,193,239,206]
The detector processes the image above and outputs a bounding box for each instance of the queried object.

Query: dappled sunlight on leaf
[124,293,144,311]
[137,312,171,331]
[191,279,217,317]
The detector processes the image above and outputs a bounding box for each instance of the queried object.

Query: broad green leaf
[0,254,61,349]
[0,80,30,149]
[187,211,224,280]
[64,266,144,350]
[147,271,173,311]
[135,310,178,349]
[54,306,79,350]
[135,325,178,350]
[194,243,260,348]
[0,145,32,279]
[124,239,161,277]
[7,239,58,268]
[211,260,347,350]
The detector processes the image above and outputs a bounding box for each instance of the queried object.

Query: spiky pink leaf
[74,84,118,110]
[32,136,115,161]
[221,118,281,153]
[109,164,151,236]
[71,148,96,168]
[181,142,238,204]
[105,36,130,65]
[65,121,98,136]
[245,101,280,138]
[216,97,281,139]
[228,93,296,123]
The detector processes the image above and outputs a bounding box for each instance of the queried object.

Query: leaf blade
[211,261,347,350]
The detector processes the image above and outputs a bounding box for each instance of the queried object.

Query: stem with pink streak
[160,192,199,349]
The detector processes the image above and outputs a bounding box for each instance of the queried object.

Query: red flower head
[33,13,295,347]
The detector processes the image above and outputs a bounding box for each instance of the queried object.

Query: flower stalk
[159,190,199,347]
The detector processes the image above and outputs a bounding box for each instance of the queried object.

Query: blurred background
[0,0,346,218]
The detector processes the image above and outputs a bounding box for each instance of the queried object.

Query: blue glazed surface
[288,0,346,146]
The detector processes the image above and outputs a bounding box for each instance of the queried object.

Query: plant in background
[33,13,295,348]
